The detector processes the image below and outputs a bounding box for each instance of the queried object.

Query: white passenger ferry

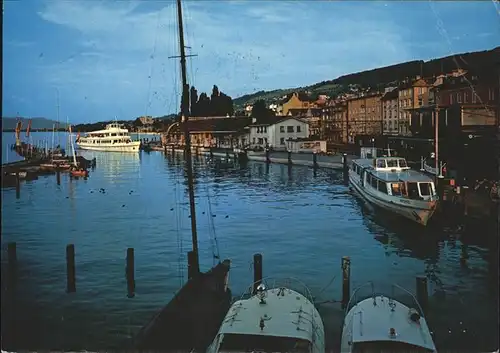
[76,123,141,152]
[349,151,438,226]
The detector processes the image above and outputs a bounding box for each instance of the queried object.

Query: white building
[248,117,309,150]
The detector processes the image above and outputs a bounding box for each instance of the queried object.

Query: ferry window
[367,174,371,184]
[391,183,402,196]
[419,182,432,196]
[387,159,397,168]
[407,182,421,200]
[377,159,386,168]
[401,182,407,196]
[378,181,388,194]
[371,177,378,188]
[398,159,407,168]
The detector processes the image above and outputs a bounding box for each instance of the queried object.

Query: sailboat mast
[177,0,199,273]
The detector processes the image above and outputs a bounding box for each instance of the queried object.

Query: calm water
[1,132,498,351]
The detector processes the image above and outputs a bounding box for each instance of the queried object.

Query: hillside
[233,46,500,108]
[2,117,69,130]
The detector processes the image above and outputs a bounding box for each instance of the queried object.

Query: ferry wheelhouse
[349,155,438,226]
[76,123,141,152]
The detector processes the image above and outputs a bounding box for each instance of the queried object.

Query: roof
[216,288,323,343]
[183,117,252,133]
[250,116,308,127]
[348,296,436,351]
[381,89,398,101]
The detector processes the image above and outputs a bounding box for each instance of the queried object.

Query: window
[376,159,386,168]
[398,159,407,168]
[264,127,267,133]
[407,182,421,200]
[378,181,388,194]
[296,125,301,133]
[450,94,454,104]
[387,159,397,168]
[464,92,468,103]
[371,176,378,188]
[391,183,401,196]
[419,182,432,196]
[280,137,285,145]
[280,126,285,133]
[287,126,294,133]
[258,138,263,144]
[457,93,462,103]
[489,89,495,101]
[472,92,477,103]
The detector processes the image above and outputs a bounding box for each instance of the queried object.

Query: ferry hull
[349,173,437,226]
[76,142,141,153]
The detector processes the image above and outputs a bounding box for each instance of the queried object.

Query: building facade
[248,117,309,150]
[381,88,399,135]
[346,93,383,143]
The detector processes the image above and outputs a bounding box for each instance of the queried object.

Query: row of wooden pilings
[6,242,136,297]
[5,244,429,311]
[248,253,428,311]
[14,169,65,200]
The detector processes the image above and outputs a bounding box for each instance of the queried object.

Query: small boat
[349,153,438,226]
[341,282,437,353]
[206,278,325,353]
[76,122,141,152]
[70,168,89,178]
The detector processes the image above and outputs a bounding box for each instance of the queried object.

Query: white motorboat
[349,155,439,226]
[206,278,325,353]
[341,282,437,353]
[76,122,140,152]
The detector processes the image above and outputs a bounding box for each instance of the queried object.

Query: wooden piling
[8,242,17,269]
[15,172,20,199]
[341,256,351,309]
[56,169,61,185]
[209,149,214,159]
[415,275,428,312]
[187,250,199,280]
[287,150,292,165]
[126,247,135,298]
[253,253,263,294]
[66,244,76,293]
[312,152,318,168]
[265,149,270,164]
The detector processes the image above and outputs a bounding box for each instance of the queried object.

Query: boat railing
[344,281,426,318]
[237,276,315,305]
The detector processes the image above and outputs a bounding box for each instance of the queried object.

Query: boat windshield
[352,341,434,352]
[218,333,311,353]
[398,159,407,168]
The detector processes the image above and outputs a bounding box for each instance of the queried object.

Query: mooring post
[187,250,199,280]
[209,149,214,159]
[415,275,428,312]
[171,144,175,154]
[66,244,76,293]
[253,253,263,294]
[341,256,351,309]
[226,151,230,160]
[8,242,17,270]
[15,172,20,199]
[56,169,61,185]
[288,150,292,165]
[126,248,135,298]
[265,149,271,164]
[313,152,318,168]
[342,153,348,171]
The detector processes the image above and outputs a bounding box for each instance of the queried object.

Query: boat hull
[349,172,437,226]
[341,296,437,353]
[76,141,141,152]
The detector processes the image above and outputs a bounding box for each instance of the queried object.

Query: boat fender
[409,308,421,322]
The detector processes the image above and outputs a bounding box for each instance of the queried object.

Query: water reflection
[79,151,141,181]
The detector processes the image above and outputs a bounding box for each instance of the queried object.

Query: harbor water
[1,132,498,351]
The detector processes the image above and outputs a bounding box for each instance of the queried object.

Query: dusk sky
[3,0,499,124]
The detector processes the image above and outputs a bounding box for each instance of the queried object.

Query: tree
[190,86,198,116]
[133,118,144,127]
[252,99,275,123]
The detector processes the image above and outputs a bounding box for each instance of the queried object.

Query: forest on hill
[233,46,499,108]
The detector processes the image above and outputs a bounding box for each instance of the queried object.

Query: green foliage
[190,84,234,117]
[251,99,275,123]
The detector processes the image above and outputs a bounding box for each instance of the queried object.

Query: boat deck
[132,260,231,351]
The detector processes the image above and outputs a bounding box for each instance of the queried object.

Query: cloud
[23,0,438,120]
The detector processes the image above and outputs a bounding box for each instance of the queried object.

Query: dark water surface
[1,133,498,351]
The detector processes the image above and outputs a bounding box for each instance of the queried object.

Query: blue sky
[3,0,499,124]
